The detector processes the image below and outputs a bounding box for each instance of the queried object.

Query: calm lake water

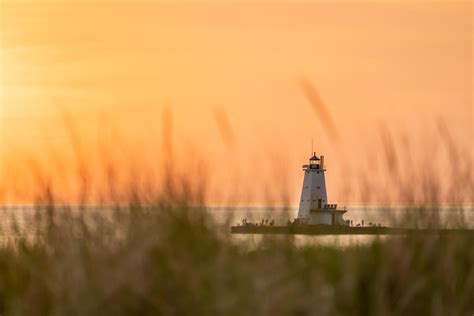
[1,205,473,247]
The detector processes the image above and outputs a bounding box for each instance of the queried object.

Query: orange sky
[1,0,472,204]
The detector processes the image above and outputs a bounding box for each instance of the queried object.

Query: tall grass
[1,201,473,315]
[0,118,473,315]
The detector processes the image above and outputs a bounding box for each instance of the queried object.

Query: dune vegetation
[0,120,473,316]
[0,200,473,315]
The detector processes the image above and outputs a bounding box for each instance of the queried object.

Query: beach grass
[0,120,473,315]
[0,198,473,315]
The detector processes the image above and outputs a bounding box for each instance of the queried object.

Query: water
[1,205,473,247]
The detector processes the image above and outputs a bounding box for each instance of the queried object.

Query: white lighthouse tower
[297,152,348,225]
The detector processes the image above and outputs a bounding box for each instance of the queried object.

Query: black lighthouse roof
[309,152,320,161]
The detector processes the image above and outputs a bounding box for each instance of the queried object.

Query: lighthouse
[297,152,348,225]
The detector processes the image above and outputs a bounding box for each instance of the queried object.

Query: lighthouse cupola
[308,152,325,170]
[309,152,320,168]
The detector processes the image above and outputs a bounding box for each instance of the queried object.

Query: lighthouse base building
[296,153,348,226]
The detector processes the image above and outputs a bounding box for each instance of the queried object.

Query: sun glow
[0,0,472,204]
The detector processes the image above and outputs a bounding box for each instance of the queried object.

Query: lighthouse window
[305,186,308,189]
[317,171,320,174]
[317,186,320,189]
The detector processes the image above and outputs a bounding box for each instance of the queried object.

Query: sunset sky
[1,0,472,204]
